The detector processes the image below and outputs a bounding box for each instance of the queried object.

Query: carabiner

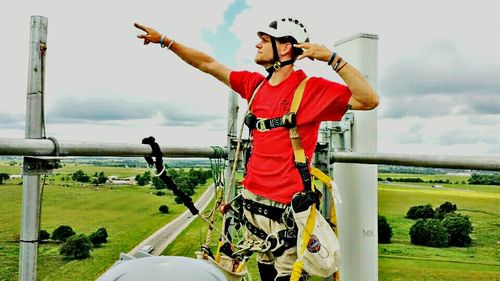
[256,119,269,132]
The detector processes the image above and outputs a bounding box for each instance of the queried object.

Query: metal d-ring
[255,119,269,132]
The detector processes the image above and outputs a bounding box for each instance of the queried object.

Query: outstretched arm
[294,42,380,110]
[134,23,231,87]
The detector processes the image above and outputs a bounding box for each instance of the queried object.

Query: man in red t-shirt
[135,18,378,281]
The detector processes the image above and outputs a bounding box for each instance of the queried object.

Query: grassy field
[164,175,500,281]
[378,180,499,280]
[0,166,212,281]
[1,167,499,281]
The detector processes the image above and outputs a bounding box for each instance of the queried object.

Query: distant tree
[442,213,473,247]
[159,205,169,214]
[434,201,457,220]
[176,176,195,196]
[39,229,51,241]
[72,170,90,183]
[167,168,179,180]
[89,227,108,247]
[378,215,393,244]
[406,204,435,220]
[60,234,92,259]
[468,173,500,185]
[152,177,167,189]
[92,171,107,186]
[51,225,76,242]
[409,219,449,247]
[155,191,166,196]
[188,168,208,185]
[135,171,151,186]
[0,173,9,184]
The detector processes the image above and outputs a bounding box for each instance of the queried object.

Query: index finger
[294,43,308,48]
[134,23,148,32]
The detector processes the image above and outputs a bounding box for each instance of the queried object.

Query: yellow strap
[289,78,309,164]
[311,167,339,236]
[290,77,309,113]
[310,167,333,189]
[290,203,317,281]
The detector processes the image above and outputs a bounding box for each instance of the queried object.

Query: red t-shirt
[230,70,351,204]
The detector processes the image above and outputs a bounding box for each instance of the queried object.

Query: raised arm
[294,42,380,110]
[134,23,231,87]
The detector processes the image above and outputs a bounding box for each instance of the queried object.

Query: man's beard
[254,55,273,67]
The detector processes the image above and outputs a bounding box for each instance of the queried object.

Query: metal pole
[224,92,238,199]
[333,33,379,281]
[331,152,500,172]
[19,15,48,281]
[0,138,227,158]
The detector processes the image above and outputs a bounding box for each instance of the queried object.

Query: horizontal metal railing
[0,138,226,158]
[1,137,499,171]
[332,152,500,171]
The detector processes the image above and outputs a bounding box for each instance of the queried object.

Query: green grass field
[378,179,499,281]
[1,168,499,281]
[164,175,500,281]
[0,166,212,281]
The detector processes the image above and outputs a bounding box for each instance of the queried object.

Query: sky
[0,0,499,157]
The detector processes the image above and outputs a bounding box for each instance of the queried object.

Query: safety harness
[244,77,312,190]
[242,77,341,281]
[237,77,310,257]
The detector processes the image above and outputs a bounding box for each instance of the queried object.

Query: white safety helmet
[257,18,310,44]
[257,18,310,79]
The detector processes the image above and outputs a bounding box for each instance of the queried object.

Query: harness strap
[142,136,199,216]
[290,200,318,281]
[289,78,311,190]
[242,198,286,222]
[244,220,297,257]
[245,112,296,132]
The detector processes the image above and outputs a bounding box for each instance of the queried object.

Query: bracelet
[336,62,348,73]
[159,36,166,48]
[167,40,175,50]
[332,57,342,71]
[327,52,337,65]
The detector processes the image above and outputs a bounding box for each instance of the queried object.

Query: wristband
[332,57,342,71]
[327,52,337,65]
[336,62,348,73]
[160,36,166,48]
[167,40,175,50]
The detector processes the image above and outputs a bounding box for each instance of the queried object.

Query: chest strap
[245,112,296,132]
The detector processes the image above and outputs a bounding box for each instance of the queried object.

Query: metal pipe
[0,138,227,158]
[332,152,500,171]
[20,15,48,281]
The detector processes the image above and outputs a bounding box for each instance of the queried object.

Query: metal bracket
[330,112,354,152]
[230,138,251,172]
[313,142,329,172]
[22,156,62,176]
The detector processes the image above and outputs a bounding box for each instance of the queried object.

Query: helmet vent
[269,20,278,29]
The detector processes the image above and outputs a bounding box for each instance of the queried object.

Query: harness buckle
[256,119,269,132]
[264,232,284,253]
[273,61,282,70]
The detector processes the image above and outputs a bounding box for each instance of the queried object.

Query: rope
[224,82,263,203]
[209,146,226,187]
[203,146,227,248]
